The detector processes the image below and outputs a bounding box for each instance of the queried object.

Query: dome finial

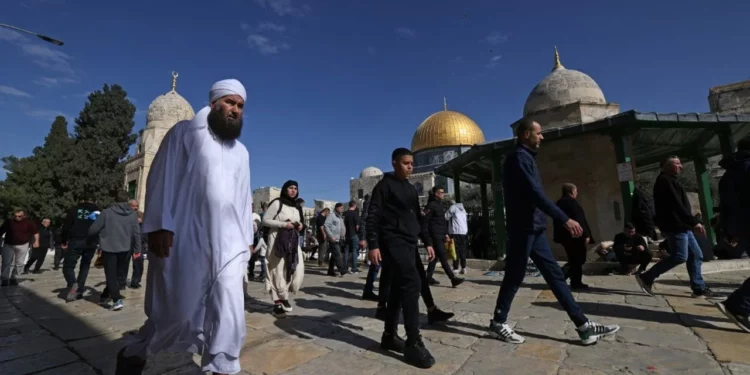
[171,71,179,92]
[553,46,564,71]
[443,96,447,111]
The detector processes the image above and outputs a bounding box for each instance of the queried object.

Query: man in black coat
[422,186,463,287]
[553,183,593,290]
[632,187,657,241]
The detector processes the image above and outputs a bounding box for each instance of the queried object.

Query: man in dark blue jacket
[488,119,619,346]
[716,137,750,332]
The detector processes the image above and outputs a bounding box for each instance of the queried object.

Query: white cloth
[252,212,261,234]
[446,203,468,235]
[123,106,252,374]
[209,79,247,103]
[262,200,305,301]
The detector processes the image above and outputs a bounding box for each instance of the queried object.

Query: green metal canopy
[436,110,750,183]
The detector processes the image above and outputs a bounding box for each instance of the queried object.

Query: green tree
[69,84,137,208]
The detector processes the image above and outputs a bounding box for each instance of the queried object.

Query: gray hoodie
[88,202,141,254]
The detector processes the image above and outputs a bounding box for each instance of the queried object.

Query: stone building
[124,73,195,209]
[349,99,486,205]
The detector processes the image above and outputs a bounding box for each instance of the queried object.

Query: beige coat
[262,199,305,301]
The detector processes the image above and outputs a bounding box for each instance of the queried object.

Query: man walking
[0,209,39,286]
[445,199,469,274]
[315,207,329,266]
[635,155,714,298]
[24,217,54,274]
[88,190,141,310]
[714,137,750,331]
[423,187,464,287]
[367,147,437,369]
[488,119,618,345]
[343,200,361,274]
[553,183,594,290]
[116,79,253,375]
[325,203,347,277]
[60,196,100,301]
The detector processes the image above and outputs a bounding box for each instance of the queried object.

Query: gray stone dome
[523,48,606,116]
[360,166,383,178]
[146,90,195,126]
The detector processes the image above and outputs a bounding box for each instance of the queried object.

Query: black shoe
[404,336,435,369]
[427,307,455,325]
[22,268,30,275]
[129,283,141,289]
[120,285,127,291]
[716,301,750,333]
[32,270,41,274]
[281,300,293,312]
[53,266,59,271]
[451,278,464,288]
[9,279,18,286]
[273,304,287,318]
[692,287,716,298]
[1,280,8,287]
[362,291,379,301]
[375,306,387,321]
[428,278,440,286]
[570,283,589,290]
[380,333,406,353]
[635,274,654,297]
[327,272,337,277]
[115,347,146,375]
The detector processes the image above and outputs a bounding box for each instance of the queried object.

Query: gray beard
[207,109,243,140]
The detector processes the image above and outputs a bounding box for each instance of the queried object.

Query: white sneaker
[488,321,525,344]
[452,269,459,274]
[460,268,467,275]
[577,321,619,345]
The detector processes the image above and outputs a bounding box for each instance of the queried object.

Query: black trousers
[118,251,132,288]
[561,238,588,286]
[130,254,144,286]
[327,241,346,275]
[426,234,456,280]
[382,242,422,342]
[452,234,468,270]
[53,246,64,269]
[101,252,129,301]
[25,247,48,272]
[614,247,653,273]
[377,247,435,309]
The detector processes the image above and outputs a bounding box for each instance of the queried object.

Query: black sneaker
[22,268,30,275]
[380,333,406,353]
[715,300,750,333]
[129,283,141,289]
[404,336,435,369]
[577,321,620,346]
[362,291,379,301]
[9,278,18,286]
[570,283,590,291]
[427,307,454,325]
[0,279,8,287]
[115,347,146,375]
[281,300,293,312]
[428,278,440,286]
[375,306,387,321]
[273,304,287,318]
[692,287,716,299]
[635,274,654,297]
[451,278,464,288]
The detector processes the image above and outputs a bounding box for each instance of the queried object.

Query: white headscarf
[209,79,247,103]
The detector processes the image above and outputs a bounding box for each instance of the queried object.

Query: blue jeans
[493,230,587,327]
[345,235,360,272]
[62,239,97,289]
[640,231,706,292]
[364,263,380,294]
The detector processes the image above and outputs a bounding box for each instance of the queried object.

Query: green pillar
[480,179,489,220]
[718,126,735,160]
[693,152,716,245]
[491,149,507,259]
[452,170,462,203]
[612,134,635,223]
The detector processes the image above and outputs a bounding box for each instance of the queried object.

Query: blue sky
[1,0,749,202]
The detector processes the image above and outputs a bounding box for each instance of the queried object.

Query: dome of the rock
[360,166,383,178]
[410,105,485,153]
[523,47,606,116]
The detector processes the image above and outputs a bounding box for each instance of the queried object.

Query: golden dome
[411,100,485,153]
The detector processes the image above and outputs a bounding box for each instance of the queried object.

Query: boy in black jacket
[60,195,100,302]
[367,148,436,369]
[422,186,463,287]
[636,155,713,298]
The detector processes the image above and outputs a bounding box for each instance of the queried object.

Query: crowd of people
[1,78,748,375]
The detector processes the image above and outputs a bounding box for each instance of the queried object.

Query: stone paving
[2,255,750,375]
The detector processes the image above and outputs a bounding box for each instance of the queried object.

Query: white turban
[209,79,247,103]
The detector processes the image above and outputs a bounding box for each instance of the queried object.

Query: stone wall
[535,133,624,259]
[252,187,280,213]
[350,175,382,202]
[517,102,620,131]
[709,80,750,114]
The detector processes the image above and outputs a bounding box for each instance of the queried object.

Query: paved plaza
[3,256,750,375]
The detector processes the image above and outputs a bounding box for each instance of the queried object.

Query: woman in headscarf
[262,180,305,317]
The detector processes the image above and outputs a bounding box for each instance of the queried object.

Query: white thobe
[124,107,252,375]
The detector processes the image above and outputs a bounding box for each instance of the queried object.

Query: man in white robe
[116,79,253,375]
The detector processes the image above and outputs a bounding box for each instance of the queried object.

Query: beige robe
[262,200,305,301]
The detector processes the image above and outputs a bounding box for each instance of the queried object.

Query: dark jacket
[503,145,569,232]
[719,150,750,238]
[343,210,361,240]
[631,188,657,239]
[88,202,141,254]
[61,202,100,246]
[653,172,698,233]
[421,195,448,244]
[613,233,648,253]
[37,225,54,249]
[359,197,370,239]
[366,172,426,249]
[553,195,593,243]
